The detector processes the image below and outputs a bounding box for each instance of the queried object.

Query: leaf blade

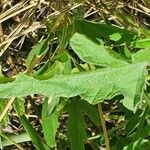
[0,63,147,110]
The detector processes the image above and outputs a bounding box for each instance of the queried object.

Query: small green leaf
[26,39,49,67]
[109,33,122,41]
[53,51,68,62]
[68,100,87,150]
[124,45,132,58]
[36,61,64,79]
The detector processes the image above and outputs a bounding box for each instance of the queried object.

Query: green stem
[98,103,110,150]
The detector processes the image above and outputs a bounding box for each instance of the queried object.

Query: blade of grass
[98,103,110,150]
[19,115,46,150]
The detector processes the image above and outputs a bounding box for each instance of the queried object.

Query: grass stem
[98,103,110,150]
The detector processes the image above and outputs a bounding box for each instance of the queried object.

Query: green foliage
[0,99,9,125]
[42,97,59,148]
[74,19,137,43]
[13,98,25,116]
[26,39,49,67]
[133,38,150,48]
[70,33,128,67]
[68,99,87,150]
[0,62,147,110]
[1,17,150,150]
[19,115,46,150]
[80,100,100,126]
[123,138,150,150]
[132,49,150,63]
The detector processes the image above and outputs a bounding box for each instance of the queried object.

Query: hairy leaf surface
[70,33,128,67]
[0,63,147,110]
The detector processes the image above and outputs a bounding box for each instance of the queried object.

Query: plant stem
[98,103,110,150]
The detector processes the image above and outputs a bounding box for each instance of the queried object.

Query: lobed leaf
[0,62,147,110]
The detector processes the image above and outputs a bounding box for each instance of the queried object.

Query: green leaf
[115,124,150,149]
[123,138,150,150]
[42,97,59,148]
[42,97,59,117]
[0,62,147,110]
[2,132,31,147]
[80,100,100,126]
[133,38,150,48]
[13,98,25,116]
[125,116,140,134]
[26,39,49,67]
[68,100,87,150]
[132,49,150,63]
[0,99,9,125]
[109,33,122,41]
[53,51,68,63]
[35,60,71,80]
[0,76,14,83]
[70,33,128,67]
[74,19,137,43]
[35,61,65,79]
[19,115,46,150]
[124,45,132,58]
[42,111,58,148]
